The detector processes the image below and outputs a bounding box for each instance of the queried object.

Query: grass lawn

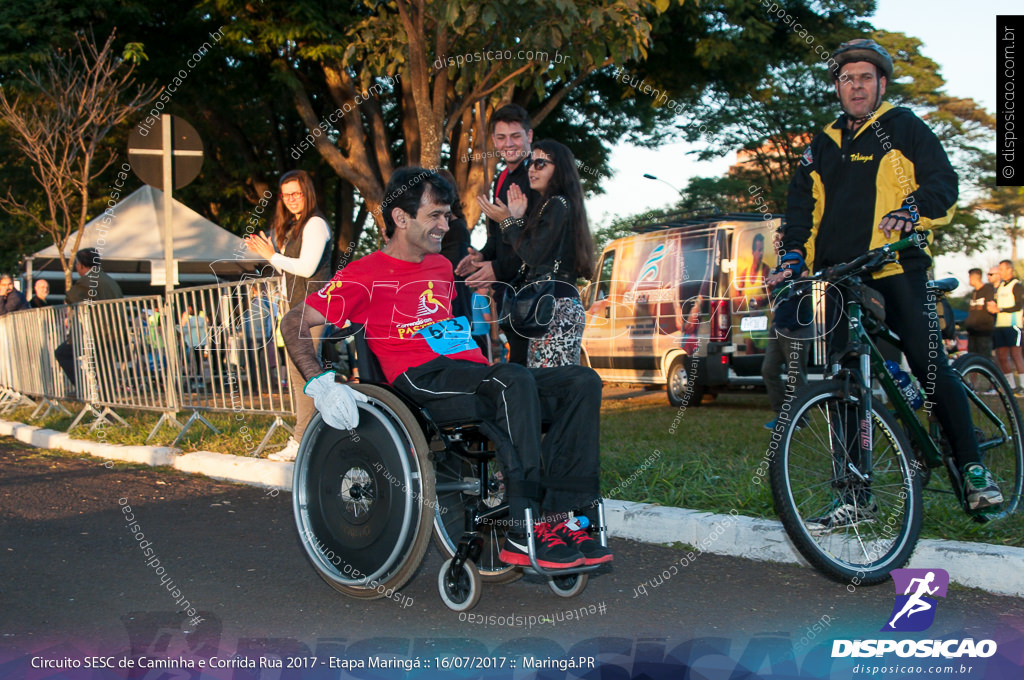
[597,386,1024,549]
[6,384,1022,548]
[5,404,291,457]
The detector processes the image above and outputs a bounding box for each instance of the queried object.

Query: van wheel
[667,357,703,408]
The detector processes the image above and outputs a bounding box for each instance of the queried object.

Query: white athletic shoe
[268,438,299,462]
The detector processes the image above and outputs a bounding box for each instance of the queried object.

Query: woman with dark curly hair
[486,139,595,367]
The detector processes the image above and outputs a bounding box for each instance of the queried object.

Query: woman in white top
[246,170,333,461]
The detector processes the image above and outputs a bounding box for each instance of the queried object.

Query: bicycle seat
[927,278,958,293]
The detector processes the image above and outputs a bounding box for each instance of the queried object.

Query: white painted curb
[3,419,1022,597]
[604,500,1024,598]
[175,450,292,490]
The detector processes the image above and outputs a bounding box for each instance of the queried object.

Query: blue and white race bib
[417,316,476,355]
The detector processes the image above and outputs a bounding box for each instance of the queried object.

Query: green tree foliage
[0,0,938,277]
[668,25,995,257]
[967,161,1024,261]
[201,0,675,245]
[0,30,157,287]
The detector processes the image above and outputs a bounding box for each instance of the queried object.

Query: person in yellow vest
[988,259,1024,394]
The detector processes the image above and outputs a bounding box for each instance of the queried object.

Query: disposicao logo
[882,568,948,632]
[831,567,998,660]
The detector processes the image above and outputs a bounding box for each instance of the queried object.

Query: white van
[581,212,785,406]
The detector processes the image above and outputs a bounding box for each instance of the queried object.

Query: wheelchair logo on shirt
[417,282,442,316]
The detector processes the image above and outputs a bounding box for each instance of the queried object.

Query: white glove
[303,371,368,431]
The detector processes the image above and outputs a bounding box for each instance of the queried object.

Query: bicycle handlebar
[813,231,927,283]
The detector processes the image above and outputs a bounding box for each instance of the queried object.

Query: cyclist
[777,38,1003,522]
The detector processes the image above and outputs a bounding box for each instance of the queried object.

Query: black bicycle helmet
[832,38,893,82]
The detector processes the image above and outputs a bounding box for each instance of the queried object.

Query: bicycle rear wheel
[770,381,923,585]
[953,353,1024,518]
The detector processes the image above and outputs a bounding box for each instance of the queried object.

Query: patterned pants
[528,297,584,368]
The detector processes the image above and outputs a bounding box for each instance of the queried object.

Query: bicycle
[769,232,1024,585]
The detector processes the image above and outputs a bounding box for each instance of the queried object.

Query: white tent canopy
[31,185,259,283]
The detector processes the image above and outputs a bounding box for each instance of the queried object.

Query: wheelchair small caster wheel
[548,572,588,598]
[438,557,481,612]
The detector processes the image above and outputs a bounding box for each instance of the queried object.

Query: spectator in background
[246,170,333,461]
[437,168,474,324]
[965,267,996,359]
[180,304,208,390]
[989,259,1024,394]
[497,139,596,367]
[29,279,50,308]
[761,230,811,430]
[470,291,493,362]
[242,283,279,393]
[54,249,123,388]
[0,274,29,316]
[457,104,539,366]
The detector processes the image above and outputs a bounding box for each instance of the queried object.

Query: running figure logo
[881,568,949,632]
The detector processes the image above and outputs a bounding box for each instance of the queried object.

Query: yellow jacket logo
[850,153,874,162]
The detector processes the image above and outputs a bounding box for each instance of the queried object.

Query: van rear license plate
[740,316,768,332]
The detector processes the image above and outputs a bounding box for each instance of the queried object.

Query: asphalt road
[2,439,1023,678]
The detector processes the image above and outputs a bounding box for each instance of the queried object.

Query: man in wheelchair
[280,166,611,570]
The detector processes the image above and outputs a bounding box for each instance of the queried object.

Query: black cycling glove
[882,207,918,234]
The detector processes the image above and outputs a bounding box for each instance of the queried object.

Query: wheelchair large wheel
[292,384,434,598]
[432,450,521,584]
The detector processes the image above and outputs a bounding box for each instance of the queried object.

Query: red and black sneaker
[553,519,614,565]
[499,523,585,569]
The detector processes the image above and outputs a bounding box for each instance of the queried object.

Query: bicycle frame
[834,296,942,469]
[836,282,1013,485]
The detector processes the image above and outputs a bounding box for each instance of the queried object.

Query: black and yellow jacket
[782,102,958,278]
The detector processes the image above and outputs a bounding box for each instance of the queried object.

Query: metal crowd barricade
[68,295,172,434]
[0,305,75,418]
[0,312,33,414]
[0,276,298,453]
[170,276,294,453]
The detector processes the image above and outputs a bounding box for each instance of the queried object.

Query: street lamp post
[643,173,684,197]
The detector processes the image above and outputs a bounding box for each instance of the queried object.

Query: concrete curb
[4,418,1023,598]
[175,451,292,490]
[604,500,1024,598]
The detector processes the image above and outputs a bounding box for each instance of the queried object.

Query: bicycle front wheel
[770,381,923,585]
[953,353,1024,518]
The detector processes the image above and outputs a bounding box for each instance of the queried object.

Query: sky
[576,0,1020,292]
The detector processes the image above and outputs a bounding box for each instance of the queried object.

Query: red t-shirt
[305,251,487,383]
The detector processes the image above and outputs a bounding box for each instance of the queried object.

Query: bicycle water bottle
[884,360,924,410]
[563,516,590,532]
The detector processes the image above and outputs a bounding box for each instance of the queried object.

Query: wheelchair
[290,324,609,611]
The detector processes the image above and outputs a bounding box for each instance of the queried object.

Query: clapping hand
[245,231,277,261]
[506,184,528,220]
[476,195,511,223]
